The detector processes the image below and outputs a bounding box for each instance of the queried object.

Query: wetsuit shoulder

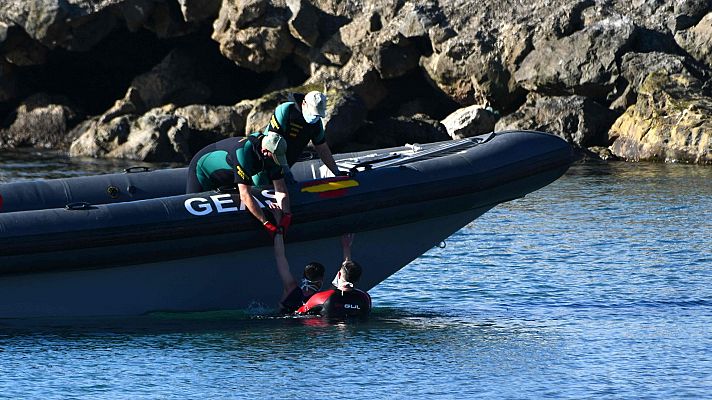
[297,289,335,315]
[267,103,294,135]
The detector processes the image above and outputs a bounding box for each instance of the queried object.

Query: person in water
[185,131,291,237]
[273,232,325,313]
[257,90,345,184]
[296,257,371,319]
[270,206,369,317]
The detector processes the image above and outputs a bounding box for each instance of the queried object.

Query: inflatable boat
[0,130,573,318]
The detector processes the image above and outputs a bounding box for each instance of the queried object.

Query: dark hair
[304,262,325,281]
[341,260,362,284]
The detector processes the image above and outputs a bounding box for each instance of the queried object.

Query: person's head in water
[336,260,362,290]
[300,262,325,294]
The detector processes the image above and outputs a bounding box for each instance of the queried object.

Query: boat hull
[0,131,573,318]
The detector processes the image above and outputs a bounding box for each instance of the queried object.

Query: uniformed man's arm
[314,142,343,176]
[238,183,268,224]
[273,178,291,214]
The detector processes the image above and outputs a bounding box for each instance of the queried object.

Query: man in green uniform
[185,131,291,236]
[259,91,345,184]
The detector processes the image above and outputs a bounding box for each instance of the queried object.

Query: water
[1,152,710,399]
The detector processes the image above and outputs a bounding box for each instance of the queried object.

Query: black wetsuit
[297,288,371,319]
[185,134,284,193]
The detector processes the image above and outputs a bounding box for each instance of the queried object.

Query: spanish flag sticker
[301,177,359,198]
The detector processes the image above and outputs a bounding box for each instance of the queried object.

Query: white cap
[303,91,327,118]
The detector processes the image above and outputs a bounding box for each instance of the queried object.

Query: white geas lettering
[184,193,272,216]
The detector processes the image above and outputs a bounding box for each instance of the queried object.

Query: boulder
[322,90,367,149]
[174,103,250,153]
[441,105,497,140]
[0,93,83,149]
[353,114,450,150]
[211,1,295,73]
[141,0,198,38]
[610,52,688,111]
[129,48,211,111]
[495,94,616,148]
[668,0,711,31]
[69,107,192,162]
[514,14,636,99]
[675,12,712,69]
[286,0,320,47]
[177,0,222,23]
[609,72,712,164]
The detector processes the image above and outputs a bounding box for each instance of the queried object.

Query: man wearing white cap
[262,90,345,182]
[185,131,292,237]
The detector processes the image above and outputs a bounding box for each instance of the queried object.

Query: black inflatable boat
[0,130,572,318]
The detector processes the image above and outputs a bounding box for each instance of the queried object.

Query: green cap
[262,131,288,166]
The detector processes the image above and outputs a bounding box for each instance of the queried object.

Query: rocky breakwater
[0,0,710,164]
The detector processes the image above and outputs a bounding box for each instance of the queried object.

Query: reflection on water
[0,153,711,399]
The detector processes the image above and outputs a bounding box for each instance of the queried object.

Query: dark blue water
[1,152,710,399]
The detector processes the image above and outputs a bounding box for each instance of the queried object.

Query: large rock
[129,48,211,111]
[69,107,192,162]
[0,0,121,51]
[610,52,688,111]
[515,14,636,99]
[174,103,250,153]
[675,12,712,69]
[0,93,83,149]
[177,0,222,23]
[668,0,711,31]
[610,72,712,164]
[211,0,295,73]
[441,105,497,140]
[353,114,450,150]
[496,94,616,148]
[286,0,320,47]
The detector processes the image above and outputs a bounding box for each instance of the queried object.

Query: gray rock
[353,114,450,150]
[515,14,636,99]
[0,93,83,149]
[117,0,155,32]
[441,105,497,140]
[287,0,320,47]
[211,1,295,72]
[174,103,249,153]
[610,52,688,111]
[69,107,192,162]
[675,12,712,69]
[177,0,221,23]
[323,90,367,149]
[495,94,616,148]
[668,0,711,32]
[129,49,211,110]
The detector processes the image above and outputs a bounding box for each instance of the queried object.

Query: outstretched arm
[238,183,267,224]
[272,178,291,214]
[270,205,298,295]
[341,233,354,261]
[274,233,298,295]
[314,142,342,176]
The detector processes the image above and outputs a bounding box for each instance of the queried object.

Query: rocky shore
[0,0,710,164]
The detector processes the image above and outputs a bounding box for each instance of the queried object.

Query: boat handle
[65,202,94,210]
[124,166,151,173]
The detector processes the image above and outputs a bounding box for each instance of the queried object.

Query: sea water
[0,151,710,399]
